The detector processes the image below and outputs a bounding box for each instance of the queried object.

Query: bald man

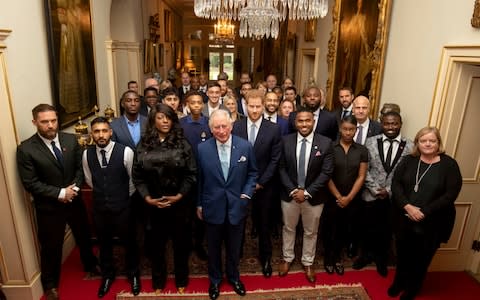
[351,96,382,145]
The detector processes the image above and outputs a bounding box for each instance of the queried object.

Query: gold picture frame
[326,0,392,118]
[304,19,317,42]
[472,0,480,28]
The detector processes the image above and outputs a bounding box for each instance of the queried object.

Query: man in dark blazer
[110,90,148,150]
[232,89,282,278]
[197,109,257,300]
[351,95,382,145]
[288,86,338,141]
[236,82,252,116]
[334,86,354,125]
[16,104,98,300]
[177,71,191,103]
[278,106,334,284]
[201,83,228,117]
[263,91,289,136]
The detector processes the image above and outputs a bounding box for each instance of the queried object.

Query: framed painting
[164,10,172,42]
[326,0,392,117]
[44,0,98,129]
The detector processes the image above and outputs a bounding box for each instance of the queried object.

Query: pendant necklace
[414,159,433,193]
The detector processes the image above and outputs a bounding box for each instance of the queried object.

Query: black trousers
[322,198,351,264]
[206,218,245,285]
[251,184,275,262]
[393,217,441,296]
[35,198,97,290]
[358,198,392,264]
[93,206,139,279]
[149,204,190,289]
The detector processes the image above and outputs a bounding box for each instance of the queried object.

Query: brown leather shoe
[304,265,316,283]
[278,261,290,277]
[45,288,59,300]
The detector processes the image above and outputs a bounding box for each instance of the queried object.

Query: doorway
[208,45,235,81]
[429,46,480,273]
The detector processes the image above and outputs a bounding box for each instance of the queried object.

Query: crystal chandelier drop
[194,0,329,39]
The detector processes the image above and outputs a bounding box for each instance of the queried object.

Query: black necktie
[51,141,63,166]
[298,138,307,188]
[341,110,348,119]
[385,139,394,169]
[100,149,108,168]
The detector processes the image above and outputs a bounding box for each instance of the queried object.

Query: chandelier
[213,19,236,43]
[194,0,329,39]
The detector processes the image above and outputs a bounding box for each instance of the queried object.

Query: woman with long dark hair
[133,103,196,294]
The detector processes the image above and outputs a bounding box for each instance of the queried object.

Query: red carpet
[42,248,480,300]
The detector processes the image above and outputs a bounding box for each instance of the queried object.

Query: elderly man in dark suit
[16,104,98,300]
[288,86,338,141]
[232,89,282,278]
[278,106,334,283]
[197,109,257,300]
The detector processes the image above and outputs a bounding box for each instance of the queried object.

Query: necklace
[414,159,433,192]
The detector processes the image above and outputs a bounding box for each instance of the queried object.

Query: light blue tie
[249,124,256,146]
[219,144,229,180]
[298,138,307,188]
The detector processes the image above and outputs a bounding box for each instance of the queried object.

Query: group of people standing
[16,72,462,300]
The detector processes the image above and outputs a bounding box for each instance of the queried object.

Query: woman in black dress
[390,126,462,300]
[322,115,368,275]
[133,103,197,294]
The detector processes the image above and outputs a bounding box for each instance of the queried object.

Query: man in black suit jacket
[334,86,355,125]
[278,106,334,284]
[288,86,338,141]
[177,71,191,102]
[351,95,382,145]
[16,104,98,300]
[232,89,282,278]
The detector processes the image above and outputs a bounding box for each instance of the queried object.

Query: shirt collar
[38,132,59,146]
[264,112,277,120]
[358,117,370,127]
[96,141,114,153]
[247,117,262,128]
[297,131,314,143]
[124,114,140,124]
[382,134,402,143]
[216,135,232,149]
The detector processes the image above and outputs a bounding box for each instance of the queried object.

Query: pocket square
[315,151,321,157]
[238,156,247,162]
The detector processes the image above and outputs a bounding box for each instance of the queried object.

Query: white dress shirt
[382,134,402,166]
[38,133,67,199]
[247,118,262,144]
[264,112,278,123]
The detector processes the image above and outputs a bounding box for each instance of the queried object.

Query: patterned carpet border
[116,283,370,299]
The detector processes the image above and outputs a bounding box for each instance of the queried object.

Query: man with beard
[352,111,413,277]
[237,82,252,116]
[232,89,282,278]
[278,107,333,283]
[334,87,355,125]
[82,117,140,297]
[17,104,98,300]
[288,86,338,141]
[263,91,288,136]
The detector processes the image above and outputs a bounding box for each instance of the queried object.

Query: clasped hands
[146,194,182,209]
[291,188,309,203]
[404,204,424,222]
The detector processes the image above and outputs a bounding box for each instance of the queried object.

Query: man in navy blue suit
[197,109,257,300]
[263,91,289,136]
[288,86,338,141]
[232,89,282,278]
[110,90,148,151]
